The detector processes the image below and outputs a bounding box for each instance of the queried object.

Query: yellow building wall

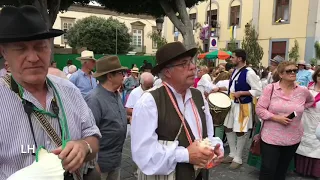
[162,0,310,67]
[258,0,309,66]
[163,0,254,51]
[52,8,156,54]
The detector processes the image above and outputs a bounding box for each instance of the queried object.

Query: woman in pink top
[256,61,314,180]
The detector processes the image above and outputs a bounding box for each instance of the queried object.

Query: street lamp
[156,17,164,34]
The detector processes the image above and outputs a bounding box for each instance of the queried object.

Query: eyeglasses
[167,59,196,69]
[285,69,298,74]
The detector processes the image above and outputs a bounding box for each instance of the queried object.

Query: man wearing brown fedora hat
[70,50,98,97]
[85,55,128,180]
[130,42,224,180]
[0,5,101,180]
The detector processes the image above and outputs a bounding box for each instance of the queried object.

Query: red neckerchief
[308,82,320,107]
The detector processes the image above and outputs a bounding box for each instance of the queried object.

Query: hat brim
[92,66,128,78]
[270,59,280,64]
[0,29,63,43]
[297,63,306,66]
[151,47,198,75]
[76,57,97,61]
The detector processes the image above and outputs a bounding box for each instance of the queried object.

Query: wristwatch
[82,140,92,155]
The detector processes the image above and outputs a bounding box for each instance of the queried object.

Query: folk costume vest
[150,86,207,180]
[228,68,252,104]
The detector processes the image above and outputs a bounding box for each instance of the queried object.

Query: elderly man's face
[0,39,51,84]
[166,56,196,88]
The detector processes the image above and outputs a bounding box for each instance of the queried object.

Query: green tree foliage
[147,31,167,49]
[96,0,206,49]
[288,39,300,62]
[315,41,320,59]
[66,16,131,54]
[226,38,238,52]
[0,0,90,28]
[241,21,264,67]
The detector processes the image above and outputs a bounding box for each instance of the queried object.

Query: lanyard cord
[12,76,70,151]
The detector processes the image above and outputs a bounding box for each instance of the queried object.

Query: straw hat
[76,50,97,61]
[131,67,139,73]
[297,60,306,66]
[92,56,127,78]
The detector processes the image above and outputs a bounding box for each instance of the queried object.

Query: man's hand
[187,141,213,168]
[211,87,219,93]
[51,140,89,173]
[210,144,224,168]
[127,116,132,124]
[233,91,242,98]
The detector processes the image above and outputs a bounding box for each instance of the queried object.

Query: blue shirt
[70,69,97,97]
[297,69,312,87]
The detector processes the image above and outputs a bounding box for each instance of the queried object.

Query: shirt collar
[98,84,119,96]
[163,82,192,103]
[79,69,92,76]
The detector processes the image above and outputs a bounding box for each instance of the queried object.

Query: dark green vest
[150,86,208,180]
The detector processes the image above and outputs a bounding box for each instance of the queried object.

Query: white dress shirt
[229,67,261,97]
[131,83,224,175]
[197,74,216,94]
[215,80,229,94]
[125,86,144,108]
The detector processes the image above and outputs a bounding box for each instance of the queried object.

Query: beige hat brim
[76,57,97,61]
[92,66,128,78]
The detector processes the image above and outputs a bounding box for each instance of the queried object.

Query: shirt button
[46,141,50,145]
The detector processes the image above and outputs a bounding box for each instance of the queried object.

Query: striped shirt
[0,74,101,180]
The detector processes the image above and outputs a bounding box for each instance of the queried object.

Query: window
[230,5,240,26]
[61,18,75,44]
[271,41,287,59]
[152,26,157,49]
[189,13,197,30]
[274,0,290,23]
[132,29,143,47]
[207,10,218,27]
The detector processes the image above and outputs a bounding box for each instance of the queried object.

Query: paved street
[120,135,315,180]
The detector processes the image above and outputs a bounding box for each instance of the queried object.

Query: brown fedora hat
[92,56,127,78]
[152,41,198,74]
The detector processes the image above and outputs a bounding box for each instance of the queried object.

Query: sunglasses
[285,69,298,74]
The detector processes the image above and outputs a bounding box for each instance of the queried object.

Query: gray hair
[68,65,77,74]
[140,72,154,85]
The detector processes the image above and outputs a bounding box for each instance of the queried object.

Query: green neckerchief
[12,75,71,155]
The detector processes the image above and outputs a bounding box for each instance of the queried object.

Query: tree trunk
[181,27,196,49]
[159,0,196,50]
[32,0,61,62]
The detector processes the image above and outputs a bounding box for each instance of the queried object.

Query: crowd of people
[194,52,320,179]
[1,5,320,180]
